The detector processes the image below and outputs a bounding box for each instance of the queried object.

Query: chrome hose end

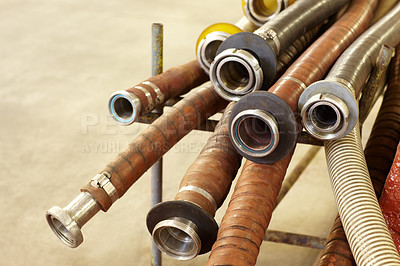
[229,91,298,164]
[230,109,279,158]
[210,48,263,101]
[108,90,142,125]
[147,201,218,260]
[298,81,357,140]
[197,31,231,73]
[243,0,285,26]
[45,192,101,248]
[152,217,201,260]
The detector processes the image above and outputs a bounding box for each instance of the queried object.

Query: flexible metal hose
[299,2,400,140]
[317,44,400,266]
[46,83,227,247]
[206,154,293,265]
[210,0,349,101]
[229,0,377,163]
[146,103,242,260]
[325,125,400,265]
[108,60,208,125]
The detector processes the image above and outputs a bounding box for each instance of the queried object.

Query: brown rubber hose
[316,45,400,265]
[207,154,293,266]
[174,102,242,216]
[380,143,400,252]
[82,84,227,211]
[271,0,377,112]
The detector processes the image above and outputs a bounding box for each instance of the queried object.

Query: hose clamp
[134,85,154,112]
[91,172,119,204]
[179,185,217,213]
[258,29,281,54]
[142,81,165,104]
[279,76,307,90]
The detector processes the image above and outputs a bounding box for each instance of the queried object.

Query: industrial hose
[108,60,208,125]
[46,83,227,248]
[206,155,293,265]
[146,102,243,260]
[242,0,296,26]
[299,2,400,141]
[209,0,350,101]
[229,0,377,164]
[316,44,400,265]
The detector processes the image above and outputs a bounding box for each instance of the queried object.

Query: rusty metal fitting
[109,90,142,125]
[210,48,264,101]
[299,80,355,140]
[229,91,297,164]
[243,0,289,26]
[147,201,218,260]
[46,192,101,248]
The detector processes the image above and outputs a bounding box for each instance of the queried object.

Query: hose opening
[310,103,340,132]
[152,217,201,260]
[204,40,224,66]
[231,109,279,157]
[113,96,134,120]
[251,0,279,17]
[219,59,251,93]
[46,214,76,247]
[109,91,141,125]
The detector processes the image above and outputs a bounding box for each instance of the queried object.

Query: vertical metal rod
[151,22,163,266]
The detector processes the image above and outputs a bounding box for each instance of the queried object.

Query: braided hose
[46,84,227,247]
[229,0,377,163]
[146,103,242,259]
[108,60,208,124]
[210,0,350,101]
[316,44,400,266]
[325,125,400,265]
[299,3,400,140]
[207,155,293,265]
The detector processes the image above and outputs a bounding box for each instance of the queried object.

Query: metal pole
[151,22,163,266]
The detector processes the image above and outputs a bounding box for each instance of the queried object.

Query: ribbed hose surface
[317,44,400,266]
[82,84,227,211]
[124,60,207,115]
[206,155,293,265]
[174,102,242,216]
[325,125,400,265]
[326,2,400,97]
[254,0,350,55]
[272,0,377,112]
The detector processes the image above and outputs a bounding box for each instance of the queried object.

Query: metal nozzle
[197,31,231,73]
[152,217,201,260]
[244,0,285,26]
[231,109,279,157]
[301,93,349,140]
[210,48,263,101]
[108,90,142,125]
[46,192,101,248]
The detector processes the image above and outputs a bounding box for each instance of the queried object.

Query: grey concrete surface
[0,0,388,265]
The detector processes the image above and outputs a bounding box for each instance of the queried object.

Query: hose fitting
[210,48,264,101]
[46,192,101,248]
[108,90,142,125]
[242,0,291,26]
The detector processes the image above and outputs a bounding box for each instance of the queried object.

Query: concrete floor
[0,0,391,265]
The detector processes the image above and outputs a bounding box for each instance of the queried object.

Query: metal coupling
[197,31,231,73]
[152,217,202,260]
[243,0,288,26]
[46,172,118,248]
[230,109,279,157]
[46,192,101,248]
[210,48,263,101]
[108,90,142,125]
[298,80,357,140]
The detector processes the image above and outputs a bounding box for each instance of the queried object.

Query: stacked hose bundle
[229,0,377,164]
[108,60,208,125]
[316,44,400,265]
[209,0,350,101]
[146,103,242,260]
[206,154,293,265]
[46,84,227,247]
